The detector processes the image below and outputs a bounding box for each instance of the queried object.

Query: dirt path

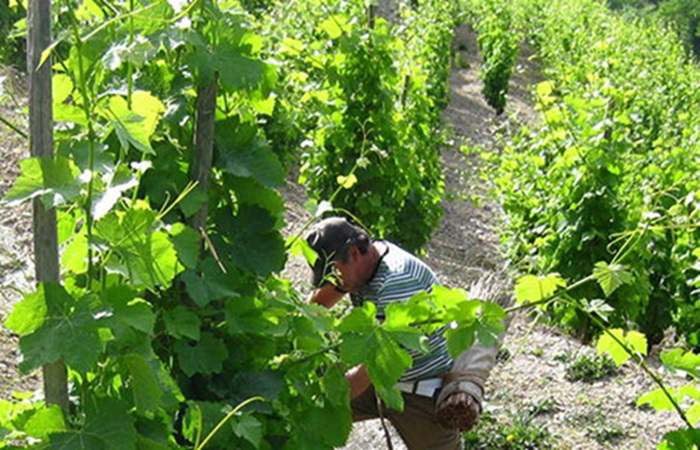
[0,84,40,397]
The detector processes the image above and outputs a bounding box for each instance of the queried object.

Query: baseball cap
[305,216,368,287]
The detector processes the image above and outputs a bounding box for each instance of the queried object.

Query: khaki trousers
[351,387,463,450]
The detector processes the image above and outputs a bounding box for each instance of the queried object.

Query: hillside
[0,10,692,450]
[281,21,689,450]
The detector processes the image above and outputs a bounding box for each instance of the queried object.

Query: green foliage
[564,354,618,382]
[565,409,627,444]
[463,410,555,449]
[607,0,700,60]
[465,0,520,114]
[596,328,648,366]
[266,0,455,252]
[0,0,26,68]
[479,0,700,344]
[2,2,499,448]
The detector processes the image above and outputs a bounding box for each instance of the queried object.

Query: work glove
[435,390,480,431]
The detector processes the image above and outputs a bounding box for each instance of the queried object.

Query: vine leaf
[584,298,614,321]
[101,286,156,337]
[338,303,411,410]
[214,205,286,275]
[319,16,344,39]
[94,202,183,290]
[24,405,66,439]
[592,261,633,297]
[91,164,139,220]
[660,348,700,379]
[169,223,201,270]
[596,328,647,366]
[7,283,104,374]
[99,95,157,155]
[514,273,566,304]
[638,384,700,426]
[231,412,263,448]
[4,287,49,336]
[337,173,358,189]
[4,156,83,208]
[174,332,228,377]
[164,305,201,340]
[659,428,700,449]
[122,353,163,415]
[216,117,285,188]
[47,397,137,449]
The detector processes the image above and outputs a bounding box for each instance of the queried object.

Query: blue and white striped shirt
[351,241,453,382]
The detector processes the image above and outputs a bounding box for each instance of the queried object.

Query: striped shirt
[351,241,453,382]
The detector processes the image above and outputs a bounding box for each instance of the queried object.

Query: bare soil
[0,19,690,450]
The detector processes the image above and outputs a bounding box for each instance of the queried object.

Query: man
[305,216,505,450]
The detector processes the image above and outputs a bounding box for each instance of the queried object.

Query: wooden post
[188,77,218,235]
[27,0,69,414]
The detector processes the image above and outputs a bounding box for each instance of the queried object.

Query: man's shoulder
[382,242,434,277]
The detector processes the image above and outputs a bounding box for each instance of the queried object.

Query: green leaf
[337,173,357,189]
[303,402,351,447]
[444,326,476,358]
[592,261,633,297]
[225,176,285,226]
[214,205,286,275]
[5,156,82,208]
[102,287,156,336]
[637,387,674,411]
[131,91,165,137]
[660,349,700,379]
[223,371,285,406]
[660,428,700,449]
[231,413,263,448]
[24,405,66,439]
[61,230,88,274]
[169,223,201,269]
[288,234,318,268]
[338,302,378,333]
[95,203,183,290]
[123,353,163,414]
[181,260,244,307]
[596,328,647,366]
[48,397,137,450]
[319,16,344,39]
[174,332,228,376]
[164,306,201,340]
[99,95,156,155]
[216,117,285,188]
[92,165,139,221]
[584,298,614,321]
[184,36,265,91]
[514,273,566,304]
[178,188,207,219]
[535,80,554,97]
[53,73,73,105]
[5,287,49,336]
[18,285,103,374]
[342,328,411,409]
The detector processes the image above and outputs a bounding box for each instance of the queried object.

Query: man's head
[305,216,371,290]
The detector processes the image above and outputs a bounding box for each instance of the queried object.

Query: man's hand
[435,391,480,431]
[345,365,371,399]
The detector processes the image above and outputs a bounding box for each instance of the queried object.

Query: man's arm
[308,283,346,308]
[345,364,371,399]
